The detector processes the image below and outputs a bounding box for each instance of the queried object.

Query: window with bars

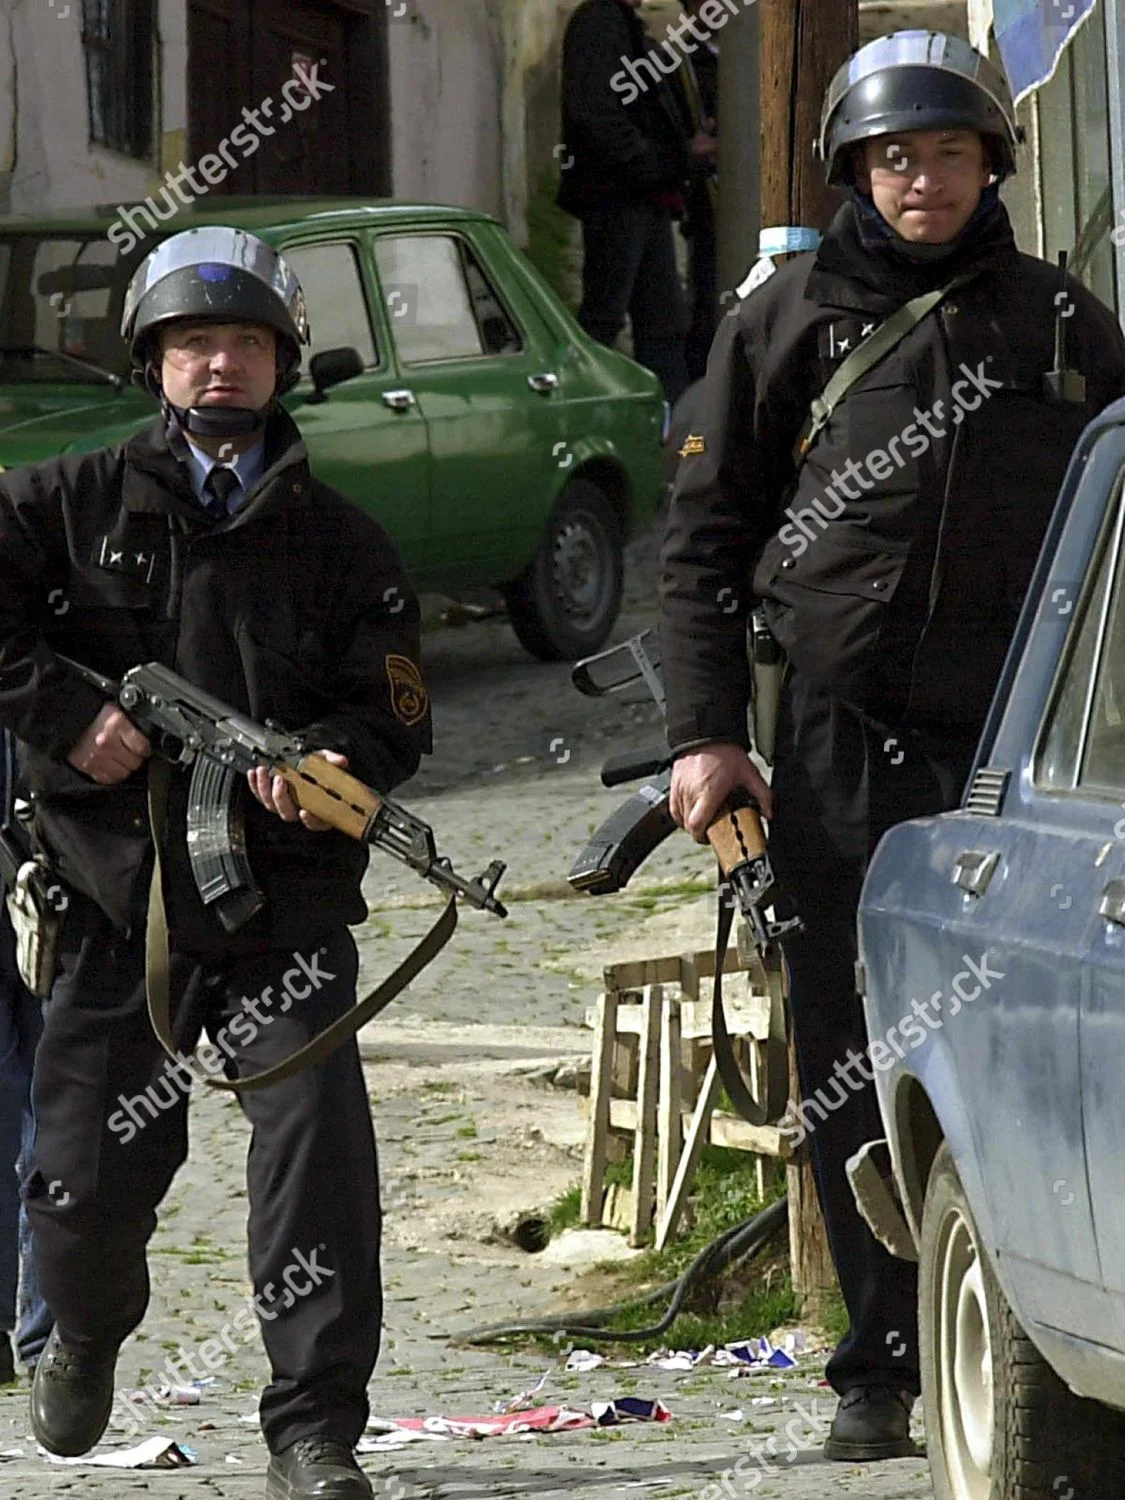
[82,0,156,160]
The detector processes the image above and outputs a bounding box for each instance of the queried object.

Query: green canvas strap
[145,757,458,1093]
[710,890,789,1129]
[794,273,977,470]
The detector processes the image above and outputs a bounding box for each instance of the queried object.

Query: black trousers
[769,674,978,1396]
[577,199,689,406]
[25,893,381,1454]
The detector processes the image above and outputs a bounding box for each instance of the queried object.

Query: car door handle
[952,850,999,896]
[527,372,559,395]
[1100,878,1125,926]
[382,389,416,413]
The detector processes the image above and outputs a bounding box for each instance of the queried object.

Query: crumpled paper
[563,1332,807,1376]
[363,1398,671,1446]
[40,1436,196,1469]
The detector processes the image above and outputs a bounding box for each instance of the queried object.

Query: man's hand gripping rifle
[62,657,508,930]
[568,630,799,1127]
[568,628,798,951]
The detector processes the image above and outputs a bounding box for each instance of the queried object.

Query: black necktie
[203,465,241,517]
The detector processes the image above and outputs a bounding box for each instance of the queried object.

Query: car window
[1038,470,1125,793]
[462,247,523,356]
[281,242,378,373]
[374,235,486,364]
[0,234,140,381]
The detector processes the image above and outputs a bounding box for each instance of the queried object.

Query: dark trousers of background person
[576,199,689,406]
[683,201,718,385]
[768,673,979,1397]
[26,892,381,1454]
[0,911,52,1369]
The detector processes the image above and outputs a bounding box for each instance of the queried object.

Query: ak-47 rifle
[61,656,507,928]
[57,656,507,1092]
[568,630,800,1126]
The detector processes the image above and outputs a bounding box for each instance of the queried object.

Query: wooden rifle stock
[705,798,769,877]
[275,756,382,837]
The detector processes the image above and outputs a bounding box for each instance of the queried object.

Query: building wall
[0,0,577,240]
[0,0,187,216]
[386,2,504,220]
[386,0,578,243]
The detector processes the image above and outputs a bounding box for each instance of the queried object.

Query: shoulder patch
[679,433,706,458]
[386,654,429,727]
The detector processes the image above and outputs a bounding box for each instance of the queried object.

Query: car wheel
[920,1142,1125,1499]
[503,477,623,662]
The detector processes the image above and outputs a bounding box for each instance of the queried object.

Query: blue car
[853,396,1125,1498]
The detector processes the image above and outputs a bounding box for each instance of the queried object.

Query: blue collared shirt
[183,438,266,515]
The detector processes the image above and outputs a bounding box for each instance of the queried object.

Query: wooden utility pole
[758,0,859,1323]
[759,0,858,235]
[715,5,761,302]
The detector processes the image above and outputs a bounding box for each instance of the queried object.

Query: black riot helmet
[817,31,1023,187]
[120,226,310,439]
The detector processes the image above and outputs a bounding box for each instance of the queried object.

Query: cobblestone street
[0,530,934,1498]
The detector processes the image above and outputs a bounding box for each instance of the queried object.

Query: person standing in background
[679,0,719,383]
[558,0,716,406]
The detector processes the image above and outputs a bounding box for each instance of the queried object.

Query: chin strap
[171,401,269,439]
[159,394,273,455]
[147,358,275,446]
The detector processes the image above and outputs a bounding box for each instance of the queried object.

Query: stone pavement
[0,529,935,1498]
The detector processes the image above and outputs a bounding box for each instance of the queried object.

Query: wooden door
[249,0,350,195]
[187,0,388,197]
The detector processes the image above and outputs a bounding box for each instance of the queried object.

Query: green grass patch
[613,1147,786,1281]
[547,1184,581,1239]
[583,1271,798,1355]
[529,1148,795,1354]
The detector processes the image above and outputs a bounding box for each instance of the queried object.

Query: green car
[0,199,668,660]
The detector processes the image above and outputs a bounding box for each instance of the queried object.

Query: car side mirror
[306,346,364,404]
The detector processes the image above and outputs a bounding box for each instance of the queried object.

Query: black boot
[265,1437,373,1499]
[0,1333,14,1386]
[30,1327,118,1457]
[823,1384,919,1462]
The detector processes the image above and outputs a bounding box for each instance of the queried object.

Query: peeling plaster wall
[388,0,580,242]
[493,0,580,244]
[0,0,186,215]
[4,0,580,244]
[387,2,505,220]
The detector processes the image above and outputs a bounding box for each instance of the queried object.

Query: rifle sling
[145,756,457,1093]
[710,886,789,1129]
[794,271,979,471]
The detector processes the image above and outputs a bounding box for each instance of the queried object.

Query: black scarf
[812,186,1019,304]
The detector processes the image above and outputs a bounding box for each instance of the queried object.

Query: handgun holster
[750,612,786,767]
[5,858,67,998]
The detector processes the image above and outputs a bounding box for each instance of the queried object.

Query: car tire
[920,1141,1125,1499]
[503,477,624,662]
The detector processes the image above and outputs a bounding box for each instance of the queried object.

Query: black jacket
[659,198,1125,749]
[558,0,692,216]
[0,409,431,949]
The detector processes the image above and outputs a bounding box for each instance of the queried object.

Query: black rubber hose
[458,1195,788,1346]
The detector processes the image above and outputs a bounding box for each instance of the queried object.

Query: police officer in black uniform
[659,33,1125,1460]
[0,228,431,1498]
